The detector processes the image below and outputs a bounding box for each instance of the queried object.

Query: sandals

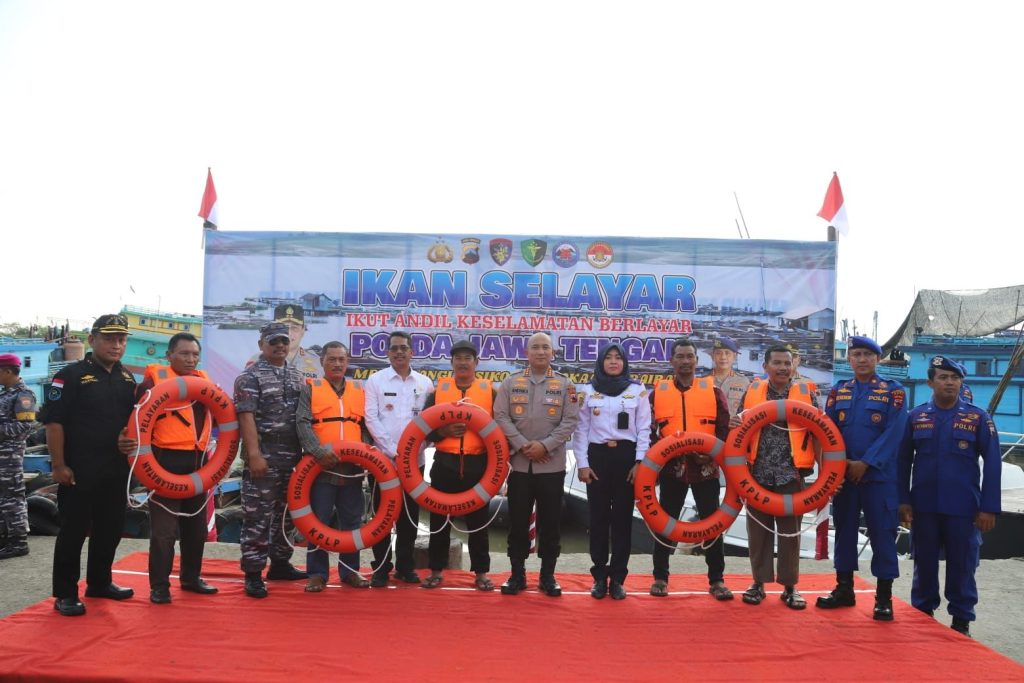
[304,576,326,593]
[781,587,807,610]
[474,574,495,592]
[422,573,444,589]
[649,580,669,597]
[742,582,765,605]
[709,582,733,601]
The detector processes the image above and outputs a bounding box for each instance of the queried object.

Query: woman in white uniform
[572,343,652,600]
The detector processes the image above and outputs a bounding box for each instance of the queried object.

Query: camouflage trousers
[0,454,28,541]
[239,450,299,573]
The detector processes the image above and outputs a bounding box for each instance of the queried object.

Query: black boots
[815,571,856,609]
[501,562,527,595]
[538,559,561,597]
[951,617,971,637]
[244,572,268,598]
[0,537,29,560]
[873,578,894,621]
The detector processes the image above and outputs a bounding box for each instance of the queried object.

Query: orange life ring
[287,441,403,554]
[395,402,510,516]
[722,399,847,516]
[126,375,240,499]
[634,431,743,542]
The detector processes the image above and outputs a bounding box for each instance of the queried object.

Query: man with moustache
[495,332,580,597]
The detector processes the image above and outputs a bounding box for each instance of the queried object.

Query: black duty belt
[311,416,361,425]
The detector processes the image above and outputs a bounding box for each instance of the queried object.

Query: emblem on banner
[461,238,481,264]
[552,241,579,268]
[427,238,454,263]
[490,238,512,266]
[586,241,613,268]
[521,239,547,267]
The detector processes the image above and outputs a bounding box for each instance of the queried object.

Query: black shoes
[501,573,527,595]
[54,597,86,617]
[873,579,894,621]
[150,588,172,604]
[538,574,562,597]
[591,580,608,599]
[393,570,421,584]
[370,572,389,588]
[815,572,856,609]
[0,540,29,560]
[609,582,626,600]
[265,563,307,581]
[84,583,134,600]
[180,579,219,595]
[244,572,268,598]
[951,617,971,637]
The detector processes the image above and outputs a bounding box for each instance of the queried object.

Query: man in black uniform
[42,314,139,617]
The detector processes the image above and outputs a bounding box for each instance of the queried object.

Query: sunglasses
[388,345,410,352]
[267,337,291,346]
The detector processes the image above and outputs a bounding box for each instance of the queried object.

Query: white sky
[2,1,1021,342]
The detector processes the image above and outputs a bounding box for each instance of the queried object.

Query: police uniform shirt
[899,399,1002,517]
[0,380,37,447]
[39,353,137,486]
[494,367,581,474]
[825,376,908,483]
[571,383,652,468]
[712,371,750,416]
[363,366,434,461]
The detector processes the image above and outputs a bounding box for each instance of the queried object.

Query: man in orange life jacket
[295,341,372,592]
[648,338,733,600]
[420,340,497,591]
[734,345,819,610]
[135,333,219,604]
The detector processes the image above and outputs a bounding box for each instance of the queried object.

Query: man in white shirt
[363,331,435,586]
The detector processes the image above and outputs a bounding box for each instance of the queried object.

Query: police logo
[521,239,547,267]
[48,387,62,401]
[489,238,513,266]
[959,440,969,449]
[547,406,558,416]
[871,413,882,423]
[461,238,481,264]
[427,238,454,263]
[932,357,945,366]
[513,405,525,416]
[551,241,579,268]
[586,241,613,269]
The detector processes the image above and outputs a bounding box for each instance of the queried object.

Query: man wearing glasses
[364,331,435,586]
[234,322,308,598]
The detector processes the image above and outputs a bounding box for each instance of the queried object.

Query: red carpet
[1,553,1021,682]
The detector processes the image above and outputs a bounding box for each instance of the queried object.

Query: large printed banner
[203,231,837,391]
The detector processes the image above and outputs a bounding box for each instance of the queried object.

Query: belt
[259,432,300,446]
[598,440,636,449]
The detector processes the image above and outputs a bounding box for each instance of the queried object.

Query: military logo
[551,241,579,268]
[461,238,481,264]
[932,357,945,366]
[48,379,64,401]
[521,239,547,267]
[80,374,98,384]
[586,241,613,268]
[490,238,513,266]
[427,238,454,263]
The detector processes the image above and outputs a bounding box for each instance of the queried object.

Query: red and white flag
[198,168,219,229]
[817,171,849,236]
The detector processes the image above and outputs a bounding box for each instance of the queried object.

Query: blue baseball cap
[847,335,882,356]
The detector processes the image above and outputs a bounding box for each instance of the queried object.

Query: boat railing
[46,360,75,382]
[1000,432,1024,461]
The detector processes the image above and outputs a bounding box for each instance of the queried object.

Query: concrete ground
[1,536,1021,666]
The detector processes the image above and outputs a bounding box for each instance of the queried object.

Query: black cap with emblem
[91,314,131,335]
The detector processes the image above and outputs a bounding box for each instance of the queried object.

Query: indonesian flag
[198,168,219,229]
[817,171,849,236]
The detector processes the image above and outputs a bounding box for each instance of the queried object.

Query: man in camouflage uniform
[235,322,308,598]
[0,353,36,560]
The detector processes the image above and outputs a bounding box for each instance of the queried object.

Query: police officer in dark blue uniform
[899,356,1001,637]
[818,336,908,620]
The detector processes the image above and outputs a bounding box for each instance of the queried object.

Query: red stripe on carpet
[0,552,1020,681]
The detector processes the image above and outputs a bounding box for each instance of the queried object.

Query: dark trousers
[745,478,804,587]
[910,512,981,621]
[306,479,365,580]
[52,474,128,599]
[585,442,637,584]
[507,468,564,564]
[148,447,209,590]
[832,480,899,579]
[428,452,491,573]
[370,468,421,575]
[652,473,725,584]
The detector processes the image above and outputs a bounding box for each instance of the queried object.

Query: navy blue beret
[713,336,739,353]
[930,355,965,378]
[847,335,882,356]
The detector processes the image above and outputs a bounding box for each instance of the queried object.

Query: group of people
[0,315,1001,638]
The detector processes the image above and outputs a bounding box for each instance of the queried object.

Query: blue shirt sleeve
[979,412,1002,514]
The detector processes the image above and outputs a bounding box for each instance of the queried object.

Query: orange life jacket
[652,379,717,437]
[143,364,212,451]
[434,378,493,455]
[742,380,815,468]
[307,378,365,443]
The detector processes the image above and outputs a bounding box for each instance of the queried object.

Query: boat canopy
[883,285,1024,353]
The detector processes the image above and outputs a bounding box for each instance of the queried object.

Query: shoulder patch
[892,388,905,410]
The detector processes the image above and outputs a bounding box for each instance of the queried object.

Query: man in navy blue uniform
[898,356,1001,637]
[818,336,907,620]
